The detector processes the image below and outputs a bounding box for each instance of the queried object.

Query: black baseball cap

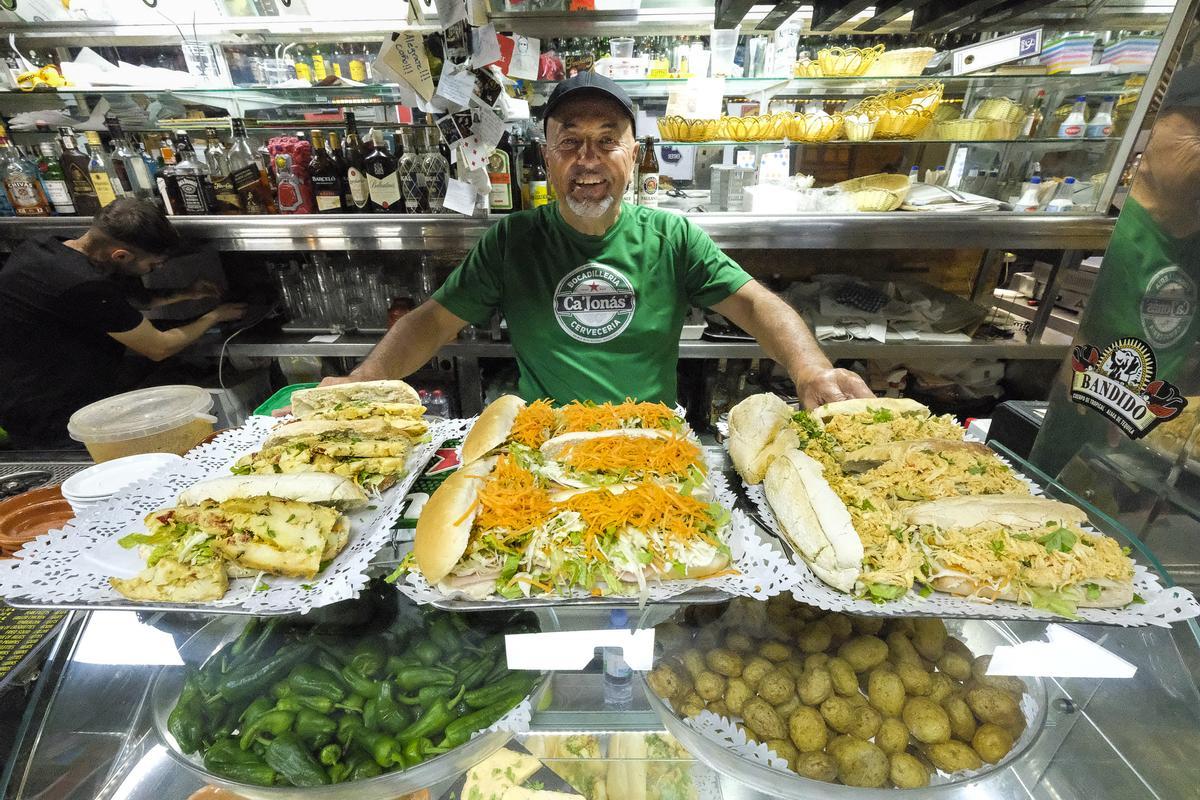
[542,72,636,131]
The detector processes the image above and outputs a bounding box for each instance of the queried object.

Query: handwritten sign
[375,32,434,101]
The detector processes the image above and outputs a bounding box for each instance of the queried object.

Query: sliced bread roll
[461,394,527,465]
[413,456,498,584]
[813,397,929,424]
[178,473,368,509]
[727,392,796,484]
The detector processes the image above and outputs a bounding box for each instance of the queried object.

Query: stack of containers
[1101,36,1160,72]
[60,454,185,517]
[1040,34,1097,73]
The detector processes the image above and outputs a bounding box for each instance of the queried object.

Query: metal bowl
[641,618,1048,797]
[150,616,530,800]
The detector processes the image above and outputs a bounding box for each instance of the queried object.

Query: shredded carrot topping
[475,455,554,534]
[558,399,679,433]
[560,434,703,476]
[560,483,717,545]
[510,400,561,449]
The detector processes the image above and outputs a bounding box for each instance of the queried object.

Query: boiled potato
[927,672,956,704]
[927,740,983,772]
[826,734,857,760]
[758,667,796,705]
[838,636,889,672]
[887,631,922,666]
[874,716,910,755]
[797,620,833,654]
[742,697,786,740]
[705,647,744,677]
[825,613,853,643]
[867,669,906,716]
[827,657,860,696]
[725,631,754,653]
[741,656,774,690]
[803,653,830,672]
[737,722,760,744]
[820,696,857,734]
[782,659,806,682]
[647,664,683,700]
[847,705,882,740]
[834,739,889,788]
[765,738,798,770]
[902,697,951,744]
[775,694,802,721]
[787,706,828,753]
[682,649,707,679]
[694,670,726,702]
[694,626,722,652]
[794,751,838,783]
[896,660,932,696]
[851,615,885,636]
[761,640,792,663]
[973,722,1015,764]
[884,617,916,637]
[972,655,1028,695]
[938,651,973,682]
[708,700,730,718]
[797,666,834,706]
[967,686,1023,728]
[911,618,948,662]
[943,695,977,742]
[725,677,753,715]
[678,693,705,718]
[890,752,931,788]
[944,635,973,660]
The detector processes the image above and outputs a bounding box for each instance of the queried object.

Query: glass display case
[3,443,1199,800]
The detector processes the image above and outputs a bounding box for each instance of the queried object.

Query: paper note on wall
[374,32,435,101]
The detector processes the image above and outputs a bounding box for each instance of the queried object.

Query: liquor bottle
[347,46,367,82]
[59,128,100,215]
[330,44,345,78]
[486,132,519,214]
[1058,96,1087,139]
[228,118,276,214]
[397,127,421,214]
[343,113,371,212]
[35,141,75,215]
[309,129,345,213]
[637,137,660,207]
[419,127,449,214]
[516,134,531,210]
[527,140,548,208]
[1022,89,1046,138]
[106,116,154,197]
[364,129,402,213]
[158,132,178,168]
[0,126,50,216]
[84,131,120,208]
[173,132,215,214]
[311,46,329,82]
[292,46,313,82]
[0,141,12,217]
[327,131,351,210]
[204,127,243,213]
[274,153,309,214]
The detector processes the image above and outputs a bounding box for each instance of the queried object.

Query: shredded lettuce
[866,583,907,603]
[1029,587,1081,619]
[1085,583,1102,601]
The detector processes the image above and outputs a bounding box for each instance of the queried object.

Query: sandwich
[837,439,1029,504]
[906,494,1136,616]
[289,379,424,422]
[414,454,731,600]
[531,429,707,491]
[462,396,687,464]
[726,393,801,485]
[810,397,963,453]
[606,733,697,800]
[526,736,606,800]
[111,473,367,602]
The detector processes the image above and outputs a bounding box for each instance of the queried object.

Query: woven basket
[932,102,962,123]
[987,120,1021,140]
[889,81,944,112]
[872,108,934,139]
[972,96,1026,124]
[787,112,844,142]
[863,47,936,77]
[722,115,782,142]
[843,112,878,141]
[932,118,994,141]
[836,173,911,212]
[657,116,720,142]
[794,59,824,78]
[817,44,885,77]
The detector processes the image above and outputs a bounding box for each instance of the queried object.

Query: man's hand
[793,366,873,409]
[208,303,249,323]
[186,279,223,301]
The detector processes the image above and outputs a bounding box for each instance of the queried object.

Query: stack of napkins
[1101,36,1160,72]
[1041,35,1097,74]
[901,183,1002,213]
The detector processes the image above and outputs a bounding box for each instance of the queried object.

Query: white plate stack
[61,454,186,517]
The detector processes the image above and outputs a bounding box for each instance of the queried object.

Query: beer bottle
[527,140,548,208]
[637,136,659,207]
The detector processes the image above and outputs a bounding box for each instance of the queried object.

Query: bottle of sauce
[1058,96,1088,139]
[637,136,659,207]
[1086,96,1116,138]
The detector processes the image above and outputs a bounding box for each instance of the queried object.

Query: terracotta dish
[0,485,74,557]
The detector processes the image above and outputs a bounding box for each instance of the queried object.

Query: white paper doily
[0,415,447,614]
[396,440,799,604]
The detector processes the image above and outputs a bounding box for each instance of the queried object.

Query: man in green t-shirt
[328,73,871,408]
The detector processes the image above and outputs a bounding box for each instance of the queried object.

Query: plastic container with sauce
[67,385,217,463]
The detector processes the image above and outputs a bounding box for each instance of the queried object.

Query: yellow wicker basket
[987,120,1021,140]
[932,118,994,141]
[817,44,885,77]
[842,112,878,142]
[863,47,937,77]
[722,115,780,142]
[888,81,944,112]
[657,116,720,142]
[932,102,962,123]
[972,96,1026,124]
[787,112,844,142]
[835,173,911,212]
[872,108,934,139]
[794,59,824,78]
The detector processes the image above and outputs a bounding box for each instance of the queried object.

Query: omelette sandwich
[290,379,424,422]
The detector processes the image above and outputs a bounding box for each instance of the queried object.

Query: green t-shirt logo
[553,262,637,343]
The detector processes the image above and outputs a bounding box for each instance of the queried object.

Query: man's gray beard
[564,194,615,218]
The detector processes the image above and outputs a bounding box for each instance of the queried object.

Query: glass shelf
[656,137,1118,147]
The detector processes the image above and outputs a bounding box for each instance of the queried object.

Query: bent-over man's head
[84,197,181,276]
[542,73,639,223]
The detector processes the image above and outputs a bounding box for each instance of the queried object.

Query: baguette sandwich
[836,438,1029,504]
[726,393,800,485]
[811,398,963,453]
[414,454,731,600]
[111,473,367,602]
[290,379,424,422]
[906,495,1136,615]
